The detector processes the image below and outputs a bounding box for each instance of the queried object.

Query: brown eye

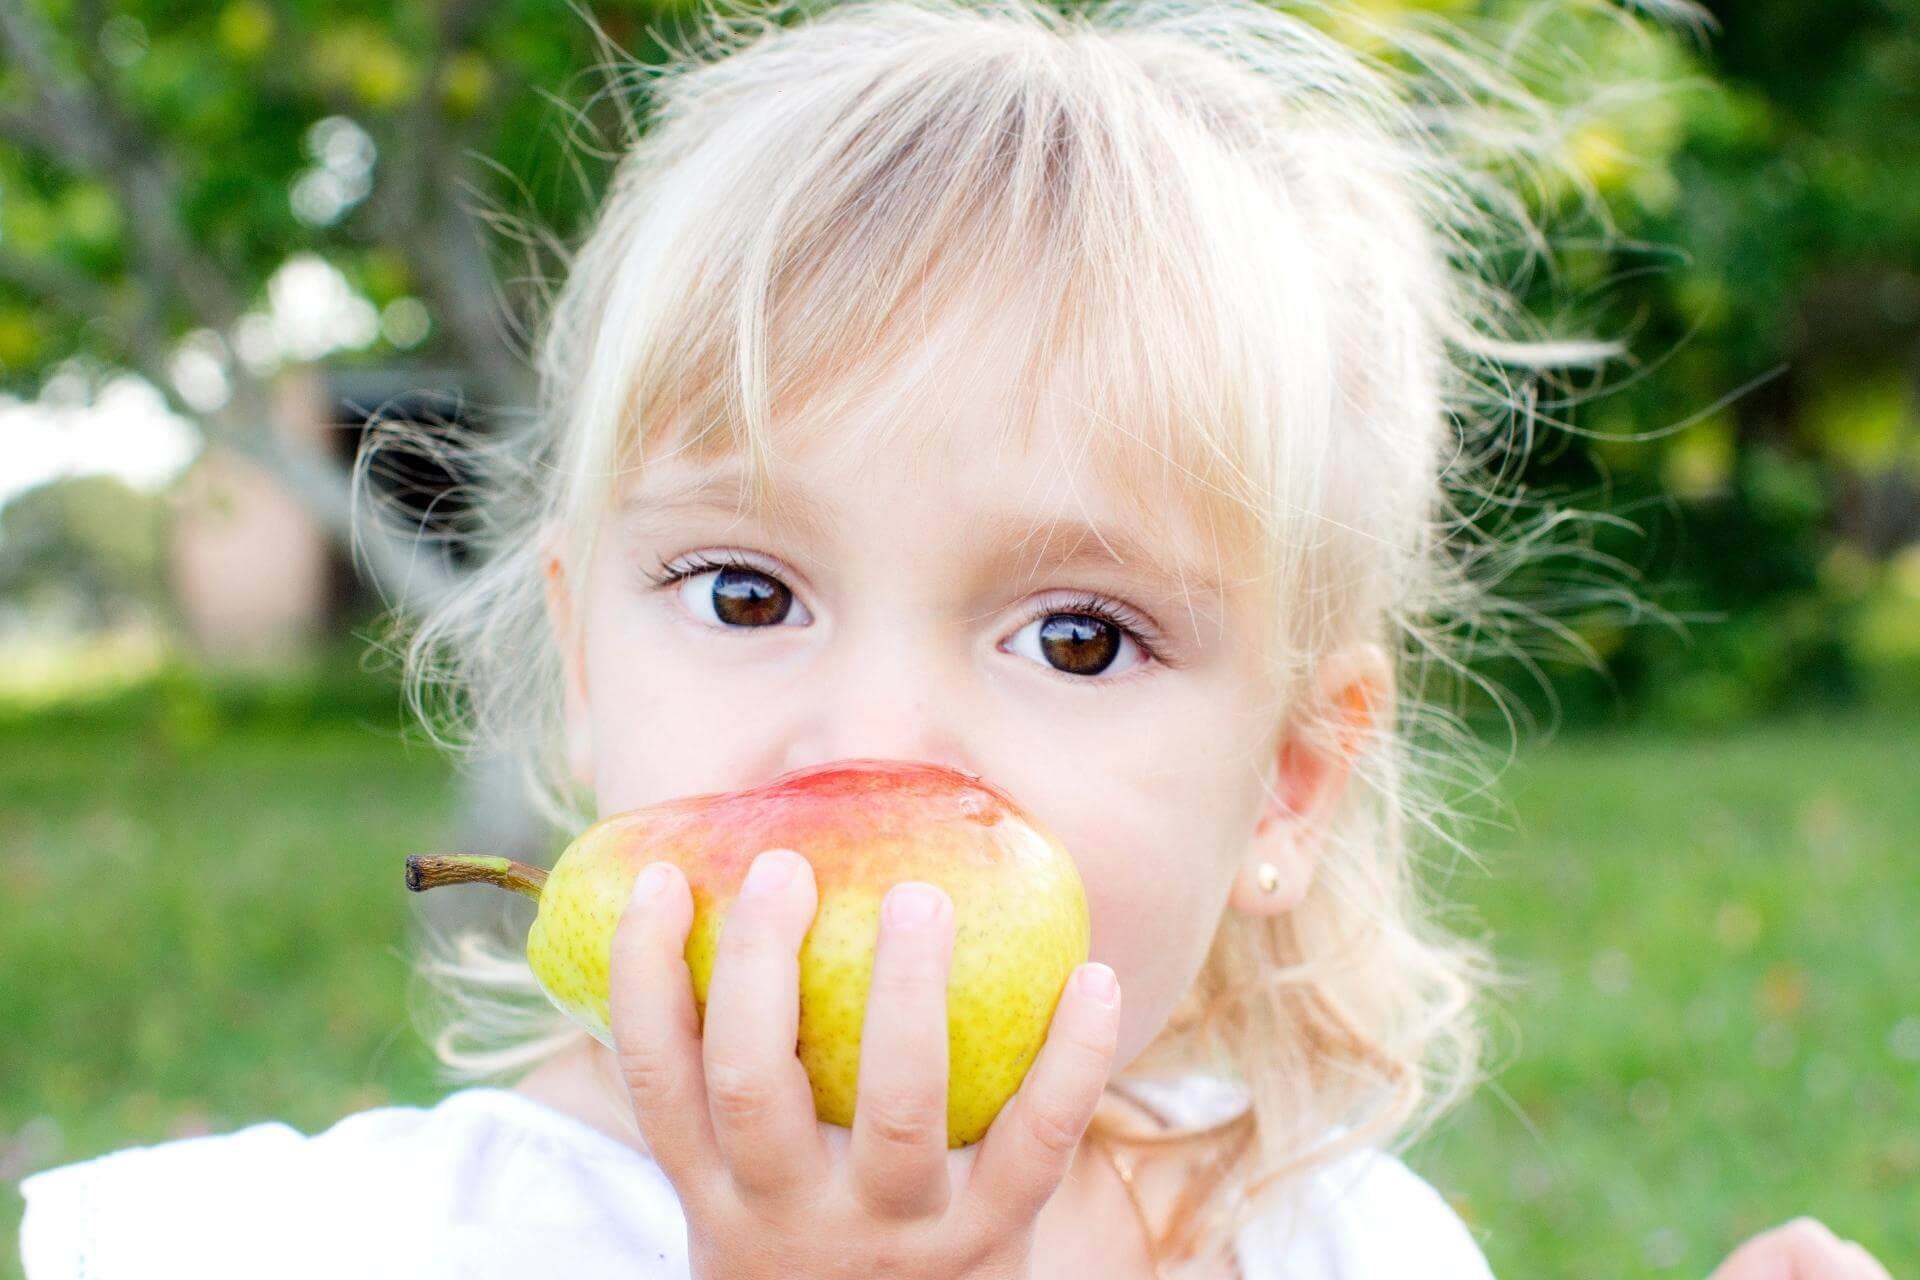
[1007,601,1149,680]
[1037,613,1121,676]
[710,568,792,626]
[671,564,811,629]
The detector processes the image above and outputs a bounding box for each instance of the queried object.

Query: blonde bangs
[551,7,1348,632]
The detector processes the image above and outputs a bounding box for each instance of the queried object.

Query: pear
[406,759,1090,1148]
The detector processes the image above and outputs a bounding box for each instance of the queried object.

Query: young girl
[16,0,1894,1276]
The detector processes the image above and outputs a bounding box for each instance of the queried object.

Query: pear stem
[405,854,550,900]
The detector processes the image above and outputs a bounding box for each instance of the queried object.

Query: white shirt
[18,1073,1494,1279]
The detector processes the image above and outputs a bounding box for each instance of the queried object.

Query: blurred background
[1,0,1914,1274]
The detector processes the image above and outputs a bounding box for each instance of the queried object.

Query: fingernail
[884,883,943,930]
[630,862,673,906]
[1076,964,1118,1005]
[743,849,799,895]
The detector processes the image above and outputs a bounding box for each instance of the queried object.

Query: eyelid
[645,549,1175,674]
[645,548,815,628]
[1017,589,1169,661]
[1004,590,1171,682]
[646,547,799,591]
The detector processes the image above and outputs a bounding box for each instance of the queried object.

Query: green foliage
[0,0,691,392]
[1475,0,1920,724]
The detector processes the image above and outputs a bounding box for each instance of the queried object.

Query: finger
[1712,1219,1853,1280]
[701,847,830,1201]
[1843,1241,1892,1280]
[962,962,1120,1233]
[1776,1218,1847,1279]
[1707,1233,1769,1280]
[609,860,725,1205]
[849,882,956,1219]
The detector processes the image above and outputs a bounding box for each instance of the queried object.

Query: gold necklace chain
[1090,1129,1245,1280]
[1091,1129,1176,1280]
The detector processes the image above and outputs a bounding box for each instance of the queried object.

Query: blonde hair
[377,0,1684,1265]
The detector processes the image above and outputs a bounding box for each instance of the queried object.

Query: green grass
[1416,715,1920,1274]
[2,690,1915,1276]
[0,689,455,1279]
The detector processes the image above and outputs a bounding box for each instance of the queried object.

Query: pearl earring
[1256,861,1282,895]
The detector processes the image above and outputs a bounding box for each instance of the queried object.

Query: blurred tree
[0,472,164,627]
[1473,0,1920,723]
[0,0,713,893]
[0,0,706,603]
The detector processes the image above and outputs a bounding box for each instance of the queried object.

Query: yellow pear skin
[407,759,1090,1148]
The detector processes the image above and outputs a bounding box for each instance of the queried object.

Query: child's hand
[1709,1219,1893,1280]
[608,848,1121,1280]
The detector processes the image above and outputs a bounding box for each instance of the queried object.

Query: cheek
[1082,840,1217,962]
[1072,780,1242,966]
[1074,803,1232,1068]
[579,614,671,813]
[575,577,769,813]
[1092,685,1271,865]
[1042,689,1268,1052]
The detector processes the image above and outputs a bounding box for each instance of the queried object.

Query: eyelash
[643,550,1169,672]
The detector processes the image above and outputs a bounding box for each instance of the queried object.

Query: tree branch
[0,0,111,162]
[0,247,173,380]
[0,245,115,317]
[0,103,61,153]
[0,0,245,327]
[355,0,535,412]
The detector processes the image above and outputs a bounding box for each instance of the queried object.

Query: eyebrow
[618,464,1224,599]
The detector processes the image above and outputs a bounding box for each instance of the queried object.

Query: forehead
[641,396,1241,603]
[616,288,1256,603]
[569,271,1304,720]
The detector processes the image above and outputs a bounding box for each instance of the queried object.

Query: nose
[776,623,977,779]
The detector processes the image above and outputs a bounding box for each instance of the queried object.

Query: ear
[1228,642,1391,917]
[541,532,596,791]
